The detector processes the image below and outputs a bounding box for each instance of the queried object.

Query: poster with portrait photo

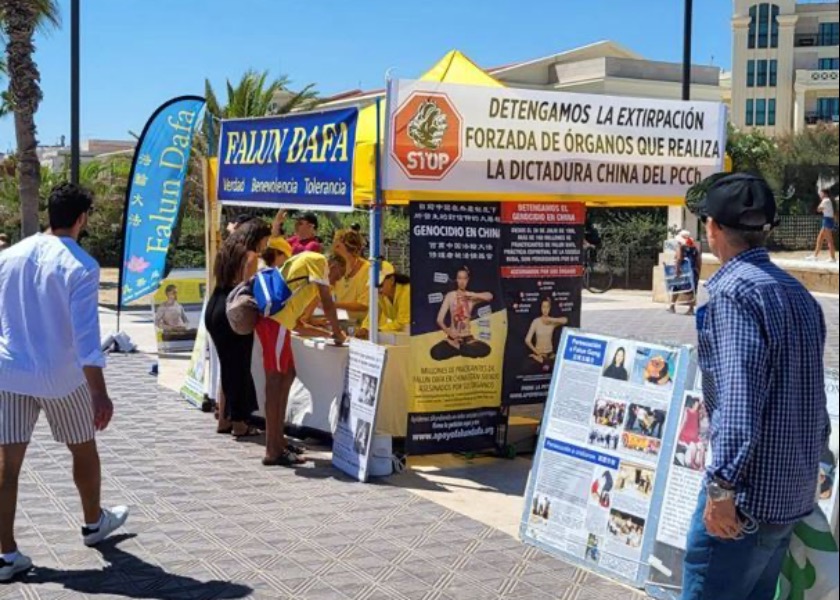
[522,331,690,590]
[500,202,584,406]
[406,201,506,455]
[602,341,636,384]
[151,270,206,354]
[631,347,678,393]
[332,340,386,483]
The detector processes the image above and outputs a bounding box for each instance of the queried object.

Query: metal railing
[795,33,840,47]
[805,113,840,125]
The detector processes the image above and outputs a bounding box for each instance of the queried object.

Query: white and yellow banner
[384,79,727,205]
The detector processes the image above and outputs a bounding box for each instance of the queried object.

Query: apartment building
[732,0,840,134]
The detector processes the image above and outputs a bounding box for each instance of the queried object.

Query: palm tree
[202,69,318,153]
[0,0,60,237]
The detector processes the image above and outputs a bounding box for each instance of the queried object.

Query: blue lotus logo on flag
[119,96,206,307]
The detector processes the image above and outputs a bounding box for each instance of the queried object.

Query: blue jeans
[682,490,795,600]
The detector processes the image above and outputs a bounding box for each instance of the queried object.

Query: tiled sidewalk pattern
[4,293,836,600]
[5,354,642,600]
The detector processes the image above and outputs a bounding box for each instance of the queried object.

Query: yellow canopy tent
[352,49,502,206]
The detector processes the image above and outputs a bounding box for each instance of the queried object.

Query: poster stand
[520,328,692,589]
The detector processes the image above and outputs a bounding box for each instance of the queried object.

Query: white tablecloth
[251,335,410,437]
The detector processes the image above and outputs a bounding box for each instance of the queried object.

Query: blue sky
[0,0,732,151]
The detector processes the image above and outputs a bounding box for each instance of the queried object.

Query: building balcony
[805,112,839,125]
[795,33,840,47]
[795,69,840,90]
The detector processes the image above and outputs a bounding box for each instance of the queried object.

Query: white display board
[520,330,690,588]
[646,368,840,599]
[332,340,387,483]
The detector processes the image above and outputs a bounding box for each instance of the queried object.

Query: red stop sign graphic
[391,92,462,180]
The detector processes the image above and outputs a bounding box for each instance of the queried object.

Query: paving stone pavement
[582,293,839,365]
[4,353,644,600]
[5,292,836,600]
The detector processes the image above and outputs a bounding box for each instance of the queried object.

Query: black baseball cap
[696,173,779,232]
[296,211,319,229]
[231,214,251,226]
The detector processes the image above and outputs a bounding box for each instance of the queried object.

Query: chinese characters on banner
[407,202,506,455]
[406,201,584,455]
[120,96,206,306]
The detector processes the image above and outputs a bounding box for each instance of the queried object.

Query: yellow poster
[406,202,506,454]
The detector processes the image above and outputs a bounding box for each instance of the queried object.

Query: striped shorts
[0,385,96,446]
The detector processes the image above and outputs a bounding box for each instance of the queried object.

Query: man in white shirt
[0,183,129,582]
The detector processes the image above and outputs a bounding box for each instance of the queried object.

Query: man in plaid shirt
[682,174,830,600]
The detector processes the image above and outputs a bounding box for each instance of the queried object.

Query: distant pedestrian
[683,174,828,600]
[668,230,702,316]
[0,183,129,583]
[807,187,837,263]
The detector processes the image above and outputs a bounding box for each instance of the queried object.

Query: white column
[776,15,799,135]
[731,16,753,128]
[794,86,806,133]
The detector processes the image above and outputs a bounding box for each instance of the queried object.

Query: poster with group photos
[521,330,689,589]
[332,340,387,483]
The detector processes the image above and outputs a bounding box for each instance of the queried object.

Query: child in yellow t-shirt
[254,250,344,468]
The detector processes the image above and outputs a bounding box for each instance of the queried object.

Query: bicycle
[583,244,614,294]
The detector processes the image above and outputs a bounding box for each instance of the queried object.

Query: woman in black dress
[205,218,271,437]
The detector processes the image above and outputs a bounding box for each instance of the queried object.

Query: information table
[251,335,410,438]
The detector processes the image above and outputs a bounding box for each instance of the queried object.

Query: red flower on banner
[126,255,150,274]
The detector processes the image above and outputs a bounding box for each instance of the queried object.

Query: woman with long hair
[603,347,629,381]
[332,229,370,325]
[205,218,271,437]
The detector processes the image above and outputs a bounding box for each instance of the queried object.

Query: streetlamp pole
[682,0,694,101]
[70,0,80,185]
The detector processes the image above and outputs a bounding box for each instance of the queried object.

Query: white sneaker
[805,255,818,261]
[82,506,130,547]
[0,552,32,582]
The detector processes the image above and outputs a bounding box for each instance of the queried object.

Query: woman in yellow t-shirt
[358,262,411,339]
[332,229,370,325]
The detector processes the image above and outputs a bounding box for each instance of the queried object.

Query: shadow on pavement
[24,534,252,599]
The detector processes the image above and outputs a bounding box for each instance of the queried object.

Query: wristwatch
[707,478,736,502]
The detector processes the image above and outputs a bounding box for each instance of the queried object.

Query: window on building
[770,5,780,47]
[746,99,755,126]
[758,4,770,48]
[818,58,840,71]
[817,98,840,121]
[747,60,756,87]
[757,60,769,86]
[819,23,840,46]
[755,99,767,126]
[768,99,777,126]
[748,4,781,48]
[769,60,778,86]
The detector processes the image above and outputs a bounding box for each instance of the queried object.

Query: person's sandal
[287,443,306,455]
[232,425,262,438]
[262,450,305,467]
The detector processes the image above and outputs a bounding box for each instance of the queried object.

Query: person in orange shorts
[254,246,345,467]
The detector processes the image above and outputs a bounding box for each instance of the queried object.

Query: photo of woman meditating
[430,266,494,361]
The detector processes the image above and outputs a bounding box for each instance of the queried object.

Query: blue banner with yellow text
[119,96,206,307]
[217,107,357,211]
